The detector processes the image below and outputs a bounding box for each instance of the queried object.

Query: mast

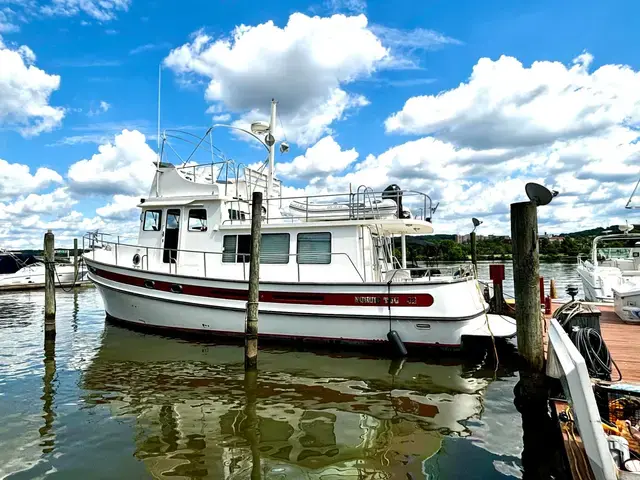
[266,98,277,218]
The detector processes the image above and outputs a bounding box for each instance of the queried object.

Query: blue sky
[1,0,640,247]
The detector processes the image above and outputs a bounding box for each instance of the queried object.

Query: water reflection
[81,324,516,479]
[39,335,56,454]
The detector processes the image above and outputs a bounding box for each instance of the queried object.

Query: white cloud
[371,25,461,50]
[0,42,65,136]
[324,0,366,14]
[277,136,359,180]
[164,13,388,145]
[0,9,20,33]
[96,194,140,219]
[0,187,76,218]
[385,52,640,150]
[129,42,171,55]
[88,100,111,116]
[212,113,231,122]
[41,0,130,21]
[67,129,157,195]
[0,157,63,201]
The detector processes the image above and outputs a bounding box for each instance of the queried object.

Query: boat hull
[87,259,516,348]
[577,266,614,303]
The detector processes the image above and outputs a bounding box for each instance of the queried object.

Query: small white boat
[0,262,80,290]
[577,226,640,303]
[288,198,400,221]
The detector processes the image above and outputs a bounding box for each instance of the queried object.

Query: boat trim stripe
[90,273,487,322]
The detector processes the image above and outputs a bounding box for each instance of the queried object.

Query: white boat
[0,262,80,290]
[83,100,516,350]
[577,227,640,303]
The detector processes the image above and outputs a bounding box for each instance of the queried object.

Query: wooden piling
[245,191,263,371]
[510,202,544,372]
[73,238,78,285]
[44,230,56,333]
[550,278,557,299]
[470,231,477,272]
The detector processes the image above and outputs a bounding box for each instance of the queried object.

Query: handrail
[83,234,366,282]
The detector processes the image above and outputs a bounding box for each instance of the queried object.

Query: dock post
[510,201,544,373]
[73,238,78,285]
[44,230,56,334]
[550,278,557,299]
[470,231,477,273]
[489,264,505,314]
[245,191,263,371]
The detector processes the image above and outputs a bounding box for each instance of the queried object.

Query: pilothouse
[84,100,516,349]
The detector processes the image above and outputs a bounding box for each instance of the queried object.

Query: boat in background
[84,99,516,350]
[577,225,640,303]
[0,250,84,291]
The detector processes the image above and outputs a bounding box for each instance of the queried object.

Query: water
[476,261,582,300]
[0,288,527,479]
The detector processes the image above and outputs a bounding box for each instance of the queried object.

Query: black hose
[568,326,622,382]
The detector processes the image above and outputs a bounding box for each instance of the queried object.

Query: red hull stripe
[93,268,434,307]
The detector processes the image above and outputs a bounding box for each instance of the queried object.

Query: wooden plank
[554,400,596,480]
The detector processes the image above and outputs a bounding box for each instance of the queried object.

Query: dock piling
[44,230,56,334]
[245,191,263,371]
[550,278,557,299]
[510,201,544,373]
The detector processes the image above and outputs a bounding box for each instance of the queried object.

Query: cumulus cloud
[95,194,140,220]
[0,157,63,201]
[164,13,388,145]
[0,187,76,218]
[67,129,157,195]
[385,52,640,150]
[277,136,359,180]
[0,42,65,136]
[88,100,111,116]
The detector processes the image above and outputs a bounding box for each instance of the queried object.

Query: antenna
[157,64,162,155]
[626,176,640,209]
[525,182,558,206]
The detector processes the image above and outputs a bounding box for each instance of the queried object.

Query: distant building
[540,232,564,243]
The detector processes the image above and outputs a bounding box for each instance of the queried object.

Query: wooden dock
[548,303,639,382]
[596,305,640,383]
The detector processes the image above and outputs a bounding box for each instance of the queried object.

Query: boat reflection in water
[80,323,517,479]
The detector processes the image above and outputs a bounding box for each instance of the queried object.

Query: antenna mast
[266,99,277,218]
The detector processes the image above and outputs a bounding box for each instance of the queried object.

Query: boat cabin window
[188,209,208,231]
[143,210,162,231]
[297,233,331,264]
[222,234,290,264]
[228,209,246,221]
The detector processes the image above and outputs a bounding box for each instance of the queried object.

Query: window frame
[188,209,208,232]
[222,233,291,264]
[142,210,162,231]
[296,232,332,265]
